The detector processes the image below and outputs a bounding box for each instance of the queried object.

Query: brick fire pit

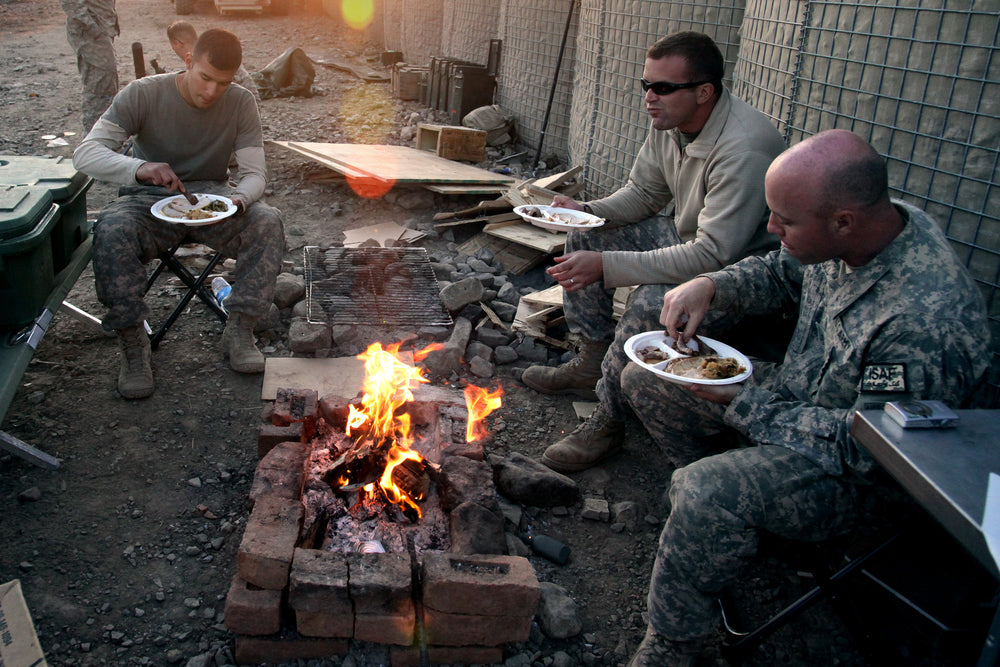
[226,386,540,666]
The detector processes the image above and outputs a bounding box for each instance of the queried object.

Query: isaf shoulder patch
[861,363,907,392]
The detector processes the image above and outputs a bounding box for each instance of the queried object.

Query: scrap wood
[533,166,582,191]
[478,301,508,330]
[484,219,566,254]
[433,197,519,221]
[434,211,519,233]
[512,299,571,350]
[423,183,510,196]
[520,283,564,307]
[342,222,425,247]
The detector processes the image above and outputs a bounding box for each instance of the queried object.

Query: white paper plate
[624,331,752,385]
[513,205,605,232]
[150,194,236,226]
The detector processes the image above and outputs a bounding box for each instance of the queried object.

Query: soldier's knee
[669,457,735,519]
[620,362,645,405]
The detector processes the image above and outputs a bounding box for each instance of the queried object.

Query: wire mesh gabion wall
[568,0,746,198]
[734,0,1000,405]
[380,0,444,68]
[441,0,500,64]
[495,0,580,168]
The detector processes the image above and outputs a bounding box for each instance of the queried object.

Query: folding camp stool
[144,243,227,349]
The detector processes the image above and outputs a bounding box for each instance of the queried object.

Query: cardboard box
[0,580,48,667]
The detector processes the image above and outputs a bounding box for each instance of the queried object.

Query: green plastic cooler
[0,155,92,273]
[0,186,59,329]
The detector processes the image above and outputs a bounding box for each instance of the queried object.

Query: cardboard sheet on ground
[342,222,425,247]
[262,357,367,401]
[0,580,48,667]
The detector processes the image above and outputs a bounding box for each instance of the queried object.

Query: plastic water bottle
[211,277,231,312]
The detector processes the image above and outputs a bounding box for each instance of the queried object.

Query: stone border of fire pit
[227,387,542,666]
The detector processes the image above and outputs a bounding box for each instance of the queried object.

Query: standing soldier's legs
[77,36,118,132]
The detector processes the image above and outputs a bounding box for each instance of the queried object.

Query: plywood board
[484,220,566,254]
[261,357,366,401]
[342,222,425,247]
[521,284,564,307]
[423,183,510,195]
[282,142,515,185]
[456,234,549,275]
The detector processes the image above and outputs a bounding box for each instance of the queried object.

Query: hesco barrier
[363,0,998,404]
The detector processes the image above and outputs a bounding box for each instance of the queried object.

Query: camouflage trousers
[648,444,863,641]
[67,25,118,133]
[563,214,680,344]
[93,183,284,331]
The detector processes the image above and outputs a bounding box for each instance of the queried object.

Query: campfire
[313,342,503,529]
[231,344,538,665]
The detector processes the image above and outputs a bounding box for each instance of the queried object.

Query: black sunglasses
[640,78,712,95]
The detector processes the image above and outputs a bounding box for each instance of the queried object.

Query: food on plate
[160,196,229,221]
[520,205,603,226]
[638,346,671,363]
[672,333,716,356]
[665,355,745,380]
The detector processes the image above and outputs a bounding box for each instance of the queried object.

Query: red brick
[422,608,532,646]
[288,548,351,615]
[354,606,416,645]
[249,441,309,503]
[237,496,303,590]
[224,575,282,636]
[390,645,503,667]
[258,422,304,458]
[347,552,412,613]
[421,552,540,616]
[273,387,319,440]
[295,609,354,638]
[234,634,348,665]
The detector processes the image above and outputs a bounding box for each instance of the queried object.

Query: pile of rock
[274,243,569,383]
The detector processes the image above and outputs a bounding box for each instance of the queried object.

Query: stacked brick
[228,387,542,665]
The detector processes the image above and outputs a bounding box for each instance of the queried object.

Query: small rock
[187,477,202,488]
[17,487,42,503]
[581,497,610,521]
[537,582,582,639]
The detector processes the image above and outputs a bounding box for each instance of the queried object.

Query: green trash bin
[0,186,60,330]
[0,155,92,274]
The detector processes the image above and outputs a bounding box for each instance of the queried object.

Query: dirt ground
[0,1,985,665]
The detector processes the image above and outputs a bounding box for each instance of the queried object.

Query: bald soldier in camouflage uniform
[60,0,119,132]
[619,130,990,665]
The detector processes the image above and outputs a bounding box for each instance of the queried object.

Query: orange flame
[464,385,503,442]
[346,342,429,517]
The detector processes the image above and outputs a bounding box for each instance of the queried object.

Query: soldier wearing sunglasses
[524,32,786,474]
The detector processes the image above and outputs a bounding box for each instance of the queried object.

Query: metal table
[0,236,93,469]
[852,409,1000,666]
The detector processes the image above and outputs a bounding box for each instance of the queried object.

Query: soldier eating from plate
[619,129,989,665]
[73,28,283,399]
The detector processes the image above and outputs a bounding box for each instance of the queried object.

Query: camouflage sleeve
[723,313,990,477]
[705,248,803,320]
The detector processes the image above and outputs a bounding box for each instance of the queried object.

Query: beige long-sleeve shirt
[589,89,786,288]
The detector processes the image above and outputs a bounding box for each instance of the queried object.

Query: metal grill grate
[303,246,453,328]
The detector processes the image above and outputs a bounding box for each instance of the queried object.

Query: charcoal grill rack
[303,246,453,327]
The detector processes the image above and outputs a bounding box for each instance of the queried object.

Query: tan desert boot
[628,626,702,667]
[222,312,265,373]
[541,404,625,473]
[521,338,609,397]
[117,325,154,399]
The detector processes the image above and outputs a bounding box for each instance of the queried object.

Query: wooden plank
[484,220,566,254]
[433,211,519,232]
[423,183,510,195]
[269,141,373,180]
[533,166,582,191]
[521,284,564,307]
[433,196,516,221]
[285,143,515,185]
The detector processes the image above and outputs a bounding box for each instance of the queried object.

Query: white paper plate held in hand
[150,194,236,226]
[513,205,605,232]
[624,331,752,385]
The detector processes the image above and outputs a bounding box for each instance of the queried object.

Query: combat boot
[521,338,609,397]
[117,325,154,399]
[628,626,702,667]
[222,312,265,373]
[541,404,625,473]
